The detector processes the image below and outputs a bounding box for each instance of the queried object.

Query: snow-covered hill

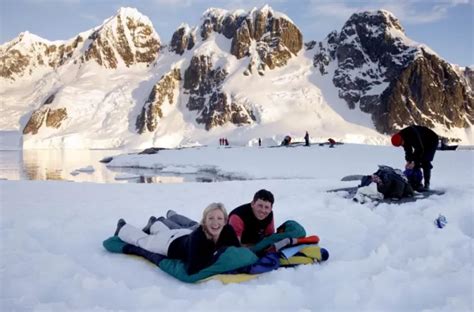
[1,144,473,311]
[1,6,472,149]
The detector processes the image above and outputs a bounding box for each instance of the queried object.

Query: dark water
[0,149,243,184]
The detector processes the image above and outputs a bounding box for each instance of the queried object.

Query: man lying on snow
[114,203,240,275]
[228,189,275,246]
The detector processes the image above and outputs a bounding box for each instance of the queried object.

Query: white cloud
[151,0,194,8]
[307,0,471,25]
[79,13,101,24]
[150,0,288,11]
[23,0,80,3]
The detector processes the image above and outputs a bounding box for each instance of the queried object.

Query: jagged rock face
[378,52,474,133]
[313,10,473,133]
[183,55,254,130]
[0,48,30,79]
[455,66,474,93]
[1,8,160,80]
[314,11,417,109]
[23,107,68,135]
[136,68,181,133]
[0,33,83,80]
[83,13,160,68]
[200,7,303,73]
[170,26,195,55]
[464,67,474,90]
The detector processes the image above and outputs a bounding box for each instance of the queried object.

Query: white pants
[118,221,192,256]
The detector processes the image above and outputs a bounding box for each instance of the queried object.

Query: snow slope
[1,144,473,311]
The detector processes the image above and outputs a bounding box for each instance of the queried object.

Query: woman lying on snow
[114,203,240,275]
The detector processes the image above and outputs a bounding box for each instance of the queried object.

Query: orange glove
[295,235,320,245]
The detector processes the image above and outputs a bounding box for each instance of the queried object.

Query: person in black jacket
[114,203,240,275]
[371,167,414,199]
[304,131,310,146]
[391,125,439,190]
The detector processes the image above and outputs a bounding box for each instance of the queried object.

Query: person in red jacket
[391,125,439,191]
[228,189,275,246]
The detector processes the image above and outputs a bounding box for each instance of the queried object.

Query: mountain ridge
[1,6,472,148]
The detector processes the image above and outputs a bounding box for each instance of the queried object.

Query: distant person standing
[258,138,262,147]
[391,125,439,191]
[304,131,310,146]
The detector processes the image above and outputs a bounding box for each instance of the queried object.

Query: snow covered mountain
[311,10,473,135]
[1,6,472,149]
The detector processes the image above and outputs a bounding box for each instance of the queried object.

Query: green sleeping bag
[250,220,306,253]
[103,220,306,283]
[103,236,258,283]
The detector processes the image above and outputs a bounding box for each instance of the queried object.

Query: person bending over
[391,125,439,190]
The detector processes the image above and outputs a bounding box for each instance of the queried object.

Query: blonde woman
[115,203,240,274]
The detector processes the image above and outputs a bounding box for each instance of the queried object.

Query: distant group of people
[114,189,279,275]
[219,138,229,146]
[280,131,336,148]
[280,132,310,146]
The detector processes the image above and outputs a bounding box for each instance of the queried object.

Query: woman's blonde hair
[200,202,228,225]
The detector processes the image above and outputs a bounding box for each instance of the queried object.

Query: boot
[114,219,126,236]
[423,168,431,190]
[142,216,157,234]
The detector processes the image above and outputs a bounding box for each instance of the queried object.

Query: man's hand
[405,161,415,169]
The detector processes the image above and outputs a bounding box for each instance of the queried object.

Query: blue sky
[1,0,473,65]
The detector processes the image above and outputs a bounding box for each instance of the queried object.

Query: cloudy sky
[1,0,472,66]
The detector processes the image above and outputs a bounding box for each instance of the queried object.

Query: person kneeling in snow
[114,203,240,275]
[355,166,414,203]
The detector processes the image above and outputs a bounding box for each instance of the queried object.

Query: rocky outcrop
[463,67,474,91]
[378,52,473,133]
[0,48,30,79]
[136,68,181,133]
[1,8,160,80]
[183,55,254,130]
[313,10,473,133]
[169,25,195,55]
[453,66,474,93]
[0,33,83,80]
[82,8,160,68]
[200,6,303,74]
[23,107,68,135]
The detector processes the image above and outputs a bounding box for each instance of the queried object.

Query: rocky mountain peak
[312,9,473,134]
[198,5,302,74]
[345,10,404,34]
[0,31,74,81]
[82,7,161,68]
[1,7,161,81]
[169,24,196,55]
[4,31,51,49]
